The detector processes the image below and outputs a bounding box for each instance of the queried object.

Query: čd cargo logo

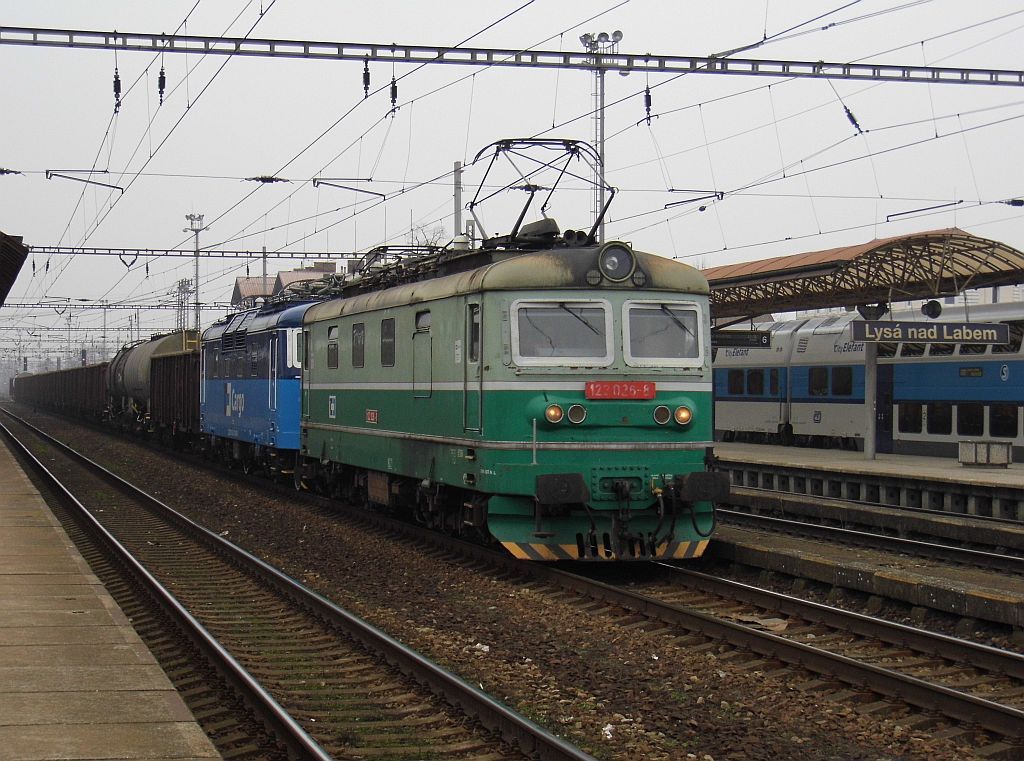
[224,383,245,417]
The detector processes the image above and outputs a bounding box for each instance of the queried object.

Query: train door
[269,334,278,411]
[300,329,310,422]
[875,363,894,453]
[463,301,482,431]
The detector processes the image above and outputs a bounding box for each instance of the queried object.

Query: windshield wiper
[660,304,695,339]
[560,303,600,335]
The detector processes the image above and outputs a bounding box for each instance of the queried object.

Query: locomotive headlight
[545,404,564,424]
[597,242,635,282]
[567,404,587,424]
[653,405,672,425]
[674,405,693,425]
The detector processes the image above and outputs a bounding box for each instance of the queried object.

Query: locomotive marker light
[674,406,693,425]
[544,404,564,424]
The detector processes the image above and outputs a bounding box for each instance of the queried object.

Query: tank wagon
[298,221,729,561]
[108,331,199,430]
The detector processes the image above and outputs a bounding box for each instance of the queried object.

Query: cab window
[511,300,612,366]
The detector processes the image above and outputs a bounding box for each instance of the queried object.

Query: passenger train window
[381,318,396,367]
[877,342,898,358]
[901,343,925,357]
[958,343,987,355]
[746,369,764,395]
[898,402,922,433]
[926,402,952,435]
[831,367,853,396]
[352,323,365,368]
[993,323,1023,354]
[808,367,828,396]
[769,368,779,395]
[990,403,1020,438]
[957,403,984,437]
[727,370,744,395]
[929,343,954,356]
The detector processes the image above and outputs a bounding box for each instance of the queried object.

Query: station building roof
[703,228,1024,321]
[0,231,28,308]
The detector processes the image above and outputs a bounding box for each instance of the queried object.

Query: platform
[715,442,1024,488]
[0,436,220,760]
[714,442,1024,519]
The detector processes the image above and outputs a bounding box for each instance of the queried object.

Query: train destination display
[851,321,1010,344]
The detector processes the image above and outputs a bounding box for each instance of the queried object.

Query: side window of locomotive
[352,323,365,368]
[926,402,952,435]
[727,370,744,395]
[769,368,779,395]
[746,369,764,396]
[624,302,700,365]
[808,367,829,396]
[415,311,431,331]
[292,329,303,369]
[512,301,611,365]
[831,366,853,396]
[468,304,480,362]
[957,402,984,437]
[993,323,1023,354]
[327,325,339,370]
[303,330,313,371]
[990,403,1019,438]
[898,402,922,433]
[381,318,396,367]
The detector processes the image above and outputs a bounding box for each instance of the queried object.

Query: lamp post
[184,213,206,332]
[580,30,622,243]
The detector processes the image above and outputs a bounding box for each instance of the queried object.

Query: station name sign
[851,321,1010,344]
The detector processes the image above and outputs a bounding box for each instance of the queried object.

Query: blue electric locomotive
[200,300,314,474]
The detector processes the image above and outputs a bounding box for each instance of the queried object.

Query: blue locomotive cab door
[463,302,482,431]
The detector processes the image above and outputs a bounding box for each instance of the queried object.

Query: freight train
[713,302,1024,459]
[12,219,728,561]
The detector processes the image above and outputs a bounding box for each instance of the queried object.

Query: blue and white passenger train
[200,300,314,473]
[713,302,1024,459]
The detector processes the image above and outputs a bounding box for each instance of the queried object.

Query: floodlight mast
[184,213,206,332]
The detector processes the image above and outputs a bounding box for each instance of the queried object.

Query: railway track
[0,412,594,761]
[717,506,1024,573]
[8,405,1023,757]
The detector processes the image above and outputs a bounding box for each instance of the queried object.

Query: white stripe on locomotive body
[304,380,712,392]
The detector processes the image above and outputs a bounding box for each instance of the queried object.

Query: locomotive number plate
[585,381,656,400]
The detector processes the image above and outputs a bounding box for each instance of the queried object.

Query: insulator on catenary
[113,67,122,113]
[844,105,862,134]
[158,66,166,105]
[390,76,398,115]
[644,85,652,125]
[363,57,370,99]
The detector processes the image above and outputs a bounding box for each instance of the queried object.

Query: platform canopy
[703,228,1024,322]
[0,231,28,308]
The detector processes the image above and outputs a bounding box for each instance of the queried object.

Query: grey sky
[2,1,1023,357]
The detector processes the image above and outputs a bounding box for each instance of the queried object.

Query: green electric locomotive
[297,219,728,561]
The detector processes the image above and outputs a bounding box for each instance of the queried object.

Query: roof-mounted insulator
[158,66,166,105]
[844,105,862,134]
[644,85,652,126]
[389,76,398,117]
[113,67,122,113]
[363,57,370,99]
